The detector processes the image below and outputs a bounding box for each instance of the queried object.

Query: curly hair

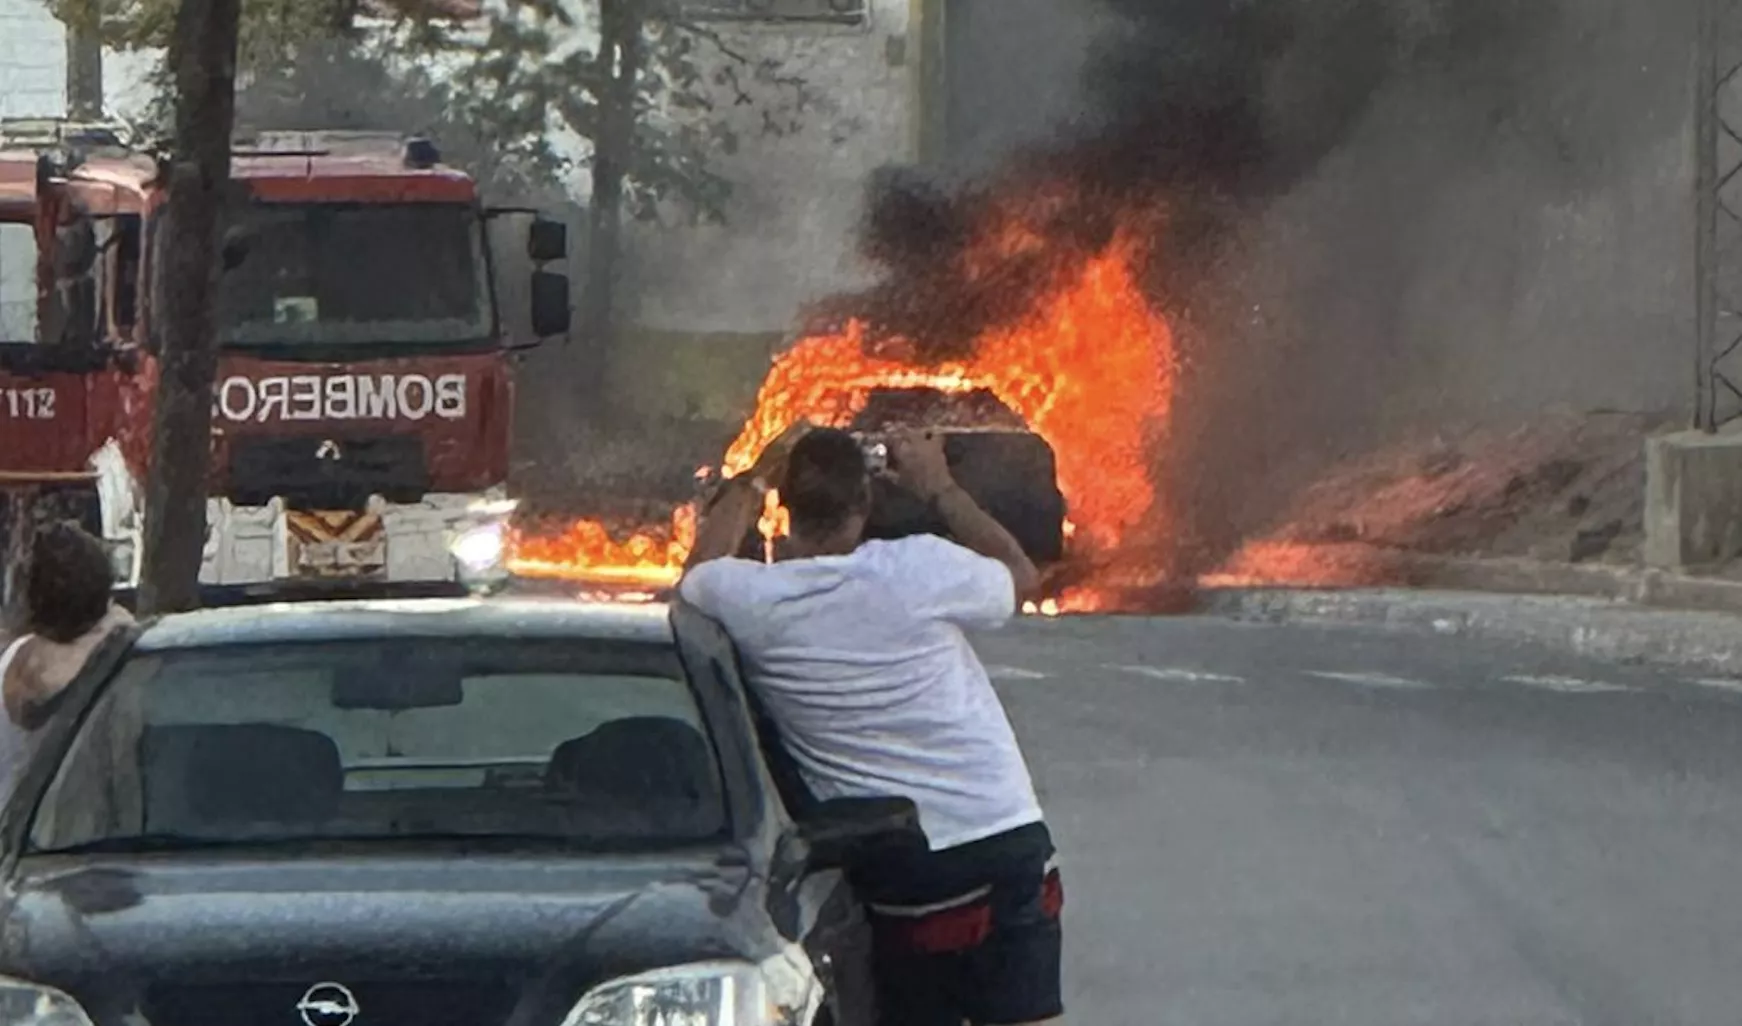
[25,521,115,644]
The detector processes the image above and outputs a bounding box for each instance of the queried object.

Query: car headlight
[0,977,95,1026]
[560,961,776,1026]
[450,521,509,575]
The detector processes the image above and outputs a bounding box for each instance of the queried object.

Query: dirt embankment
[1209,411,1671,587]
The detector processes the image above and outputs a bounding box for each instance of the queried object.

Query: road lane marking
[1106,665,1245,684]
[1306,671,1433,690]
[1691,678,1742,694]
[1503,675,1633,694]
[986,665,1050,681]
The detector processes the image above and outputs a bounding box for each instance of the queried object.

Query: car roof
[135,597,676,653]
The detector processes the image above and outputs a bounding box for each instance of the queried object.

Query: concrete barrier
[1644,430,1742,571]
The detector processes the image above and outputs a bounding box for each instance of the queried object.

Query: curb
[1204,546,1742,614]
[1406,555,1742,614]
[1199,585,1742,675]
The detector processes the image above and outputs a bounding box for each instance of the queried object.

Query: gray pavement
[978,615,1742,1026]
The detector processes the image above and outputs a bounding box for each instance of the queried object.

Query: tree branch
[669,17,755,66]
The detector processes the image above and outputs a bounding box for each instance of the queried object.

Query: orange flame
[720,233,1172,557]
[509,217,1177,607]
[759,488,791,559]
[510,504,696,588]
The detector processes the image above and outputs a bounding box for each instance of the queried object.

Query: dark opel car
[0,598,916,1026]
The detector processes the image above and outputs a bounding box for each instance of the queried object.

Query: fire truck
[0,121,570,605]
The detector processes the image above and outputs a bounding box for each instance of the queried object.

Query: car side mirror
[530,270,570,339]
[798,796,923,871]
[528,217,567,263]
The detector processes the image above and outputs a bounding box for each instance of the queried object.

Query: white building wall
[0,0,65,120]
[0,0,155,122]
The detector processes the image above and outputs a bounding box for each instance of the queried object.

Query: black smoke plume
[830,0,1697,582]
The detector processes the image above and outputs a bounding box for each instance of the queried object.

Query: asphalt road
[975,615,1742,1026]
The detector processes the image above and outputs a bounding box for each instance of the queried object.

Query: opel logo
[296,982,360,1026]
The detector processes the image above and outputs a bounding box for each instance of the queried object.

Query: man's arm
[889,429,1043,604]
[684,476,765,570]
[684,421,813,571]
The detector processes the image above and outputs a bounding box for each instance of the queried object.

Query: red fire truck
[0,121,569,604]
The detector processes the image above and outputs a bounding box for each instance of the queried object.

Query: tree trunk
[136,0,241,616]
[62,0,104,121]
[580,0,646,408]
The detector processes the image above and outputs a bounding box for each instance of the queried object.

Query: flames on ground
[510,181,1180,611]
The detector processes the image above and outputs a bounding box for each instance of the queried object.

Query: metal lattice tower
[1696,0,1742,429]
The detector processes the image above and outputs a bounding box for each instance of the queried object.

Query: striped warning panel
[287,510,386,576]
[286,510,384,545]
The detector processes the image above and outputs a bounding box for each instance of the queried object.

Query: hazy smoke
[846,0,1431,353]
[1085,0,1696,566]
[840,0,1698,571]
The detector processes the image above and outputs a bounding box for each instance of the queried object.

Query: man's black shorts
[849,821,1064,1026]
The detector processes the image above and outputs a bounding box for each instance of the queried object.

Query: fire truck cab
[0,121,570,606]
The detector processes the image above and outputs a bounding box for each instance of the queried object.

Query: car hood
[0,848,786,1023]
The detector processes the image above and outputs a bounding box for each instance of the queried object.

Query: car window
[27,638,726,853]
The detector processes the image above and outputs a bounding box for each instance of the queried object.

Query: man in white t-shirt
[680,425,1064,1026]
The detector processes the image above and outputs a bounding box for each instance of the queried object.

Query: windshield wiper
[35,833,310,856]
[365,831,706,854]
[369,831,601,847]
[36,831,716,856]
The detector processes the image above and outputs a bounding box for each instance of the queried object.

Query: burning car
[708,386,1069,567]
[848,387,1068,565]
[510,185,1176,611]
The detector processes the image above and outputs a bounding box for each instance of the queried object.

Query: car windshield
[27,637,726,853]
[217,202,493,347]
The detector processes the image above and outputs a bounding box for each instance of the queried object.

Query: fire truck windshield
[218,202,493,347]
